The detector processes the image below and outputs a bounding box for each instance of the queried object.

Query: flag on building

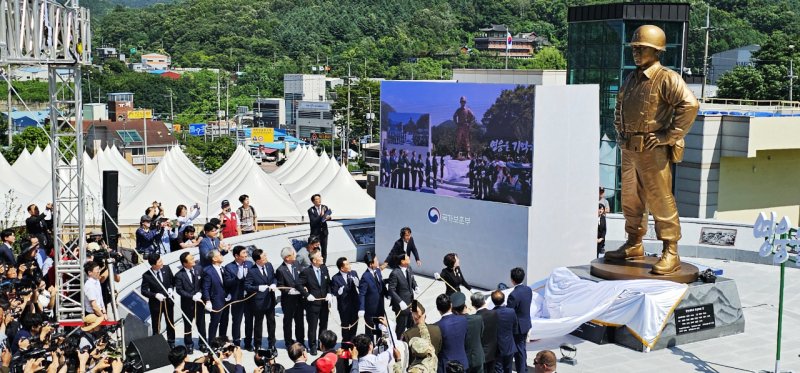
[506,31,513,51]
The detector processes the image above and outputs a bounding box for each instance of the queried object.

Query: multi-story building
[295,101,334,139]
[141,53,171,70]
[567,2,690,212]
[107,92,134,122]
[253,98,285,128]
[84,119,177,173]
[284,74,327,128]
[474,24,539,58]
[710,44,760,84]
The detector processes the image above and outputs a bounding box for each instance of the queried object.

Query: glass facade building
[567,3,690,212]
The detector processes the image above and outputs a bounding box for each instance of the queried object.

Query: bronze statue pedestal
[590,257,698,283]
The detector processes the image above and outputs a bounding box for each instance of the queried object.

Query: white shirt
[400,267,408,278]
[403,240,408,254]
[84,277,104,314]
[213,264,224,282]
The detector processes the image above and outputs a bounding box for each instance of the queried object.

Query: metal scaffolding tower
[0,0,91,323]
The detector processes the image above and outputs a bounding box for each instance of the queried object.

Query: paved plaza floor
[153,257,800,372]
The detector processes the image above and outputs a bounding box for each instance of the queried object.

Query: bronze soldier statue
[453,96,475,158]
[603,25,700,275]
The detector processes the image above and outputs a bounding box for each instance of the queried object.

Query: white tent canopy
[1,144,373,227]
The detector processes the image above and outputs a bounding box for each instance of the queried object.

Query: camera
[254,346,278,367]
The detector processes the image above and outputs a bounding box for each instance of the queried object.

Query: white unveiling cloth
[526,267,688,349]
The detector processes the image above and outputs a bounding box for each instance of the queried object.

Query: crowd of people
[0,194,563,373]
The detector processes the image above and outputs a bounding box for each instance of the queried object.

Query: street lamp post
[789,45,795,103]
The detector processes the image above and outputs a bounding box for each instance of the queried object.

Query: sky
[380,81,521,127]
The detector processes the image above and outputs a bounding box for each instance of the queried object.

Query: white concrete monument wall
[376,84,599,287]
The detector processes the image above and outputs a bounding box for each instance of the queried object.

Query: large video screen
[379,82,533,206]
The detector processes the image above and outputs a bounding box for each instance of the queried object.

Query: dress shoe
[309,342,317,355]
[652,242,681,275]
[186,346,194,355]
[199,345,210,354]
[604,239,644,261]
[244,345,254,352]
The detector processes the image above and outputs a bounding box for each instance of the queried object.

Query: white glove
[258,285,268,292]
[326,294,333,302]
[433,272,441,280]
[155,293,166,302]
[358,310,365,318]
[225,294,232,302]
[337,287,344,296]
[192,293,202,302]
[205,302,213,312]
[307,294,315,302]
[288,288,300,295]
[352,276,359,286]
[413,287,420,297]
[269,284,277,292]
[399,301,408,310]
[167,289,176,299]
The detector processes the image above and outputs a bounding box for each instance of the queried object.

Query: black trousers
[483,360,495,373]
[319,234,328,264]
[394,308,411,340]
[181,299,206,348]
[230,301,253,346]
[208,305,229,342]
[339,307,358,342]
[495,355,513,373]
[306,302,329,347]
[513,334,526,373]
[281,294,305,345]
[149,299,175,343]
[253,301,276,348]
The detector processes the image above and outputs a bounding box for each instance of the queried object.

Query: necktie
[218,267,224,282]
[156,270,162,283]
[186,268,192,284]
[374,270,381,286]
[261,266,267,278]
[315,268,321,284]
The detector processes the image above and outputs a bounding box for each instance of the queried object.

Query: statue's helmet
[630,25,667,51]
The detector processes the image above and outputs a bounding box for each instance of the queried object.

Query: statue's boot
[604,238,644,261]
[652,241,681,275]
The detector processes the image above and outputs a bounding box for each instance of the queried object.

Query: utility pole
[225,79,230,136]
[6,65,11,146]
[789,45,796,103]
[143,112,149,174]
[701,4,712,102]
[346,63,351,165]
[216,72,221,139]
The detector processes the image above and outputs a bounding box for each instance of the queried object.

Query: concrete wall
[716,149,800,223]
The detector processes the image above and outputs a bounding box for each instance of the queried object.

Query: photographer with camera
[25,204,50,250]
[168,344,227,373]
[208,337,245,373]
[86,242,122,319]
[176,203,202,234]
[136,214,168,258]
[351,317,400,373]
[174,225,200,252]
[219,200,239,239]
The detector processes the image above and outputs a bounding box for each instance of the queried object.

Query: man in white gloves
[297,251,331,355]
[276,246,306,350]
[388,253,418,339]
[331,257,360,342]
[244,248,279,350]
[202,249,231,342]
[174,252,206,354]
[140,252,176,348]
[224,246,254,350]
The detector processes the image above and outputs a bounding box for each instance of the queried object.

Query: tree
[331,79,380,142]
[2,127,50,163]
[716,66,766,99]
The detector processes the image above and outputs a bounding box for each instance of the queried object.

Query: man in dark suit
[491,290,517,373]
[276,247,305,350]
[472,293,498,373]
[388,253,417,339]
[174,252,206,353]
[435,294,468,371]
[202,249,231,342]
[140,253,176,348]
[297,251,331,355]
[0,229,17,266]
[382,227,422,270]
[225,246,254,349]
[598,203,607,257]
[286,342,315,373]
[312,330,350,373]
[358,252,385,332]
[331,257,360,342]
[244,248,278,350]
[198,223,229,268]
[452,293,484,373]
[307,194,330,264]
[507,267,532,373]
